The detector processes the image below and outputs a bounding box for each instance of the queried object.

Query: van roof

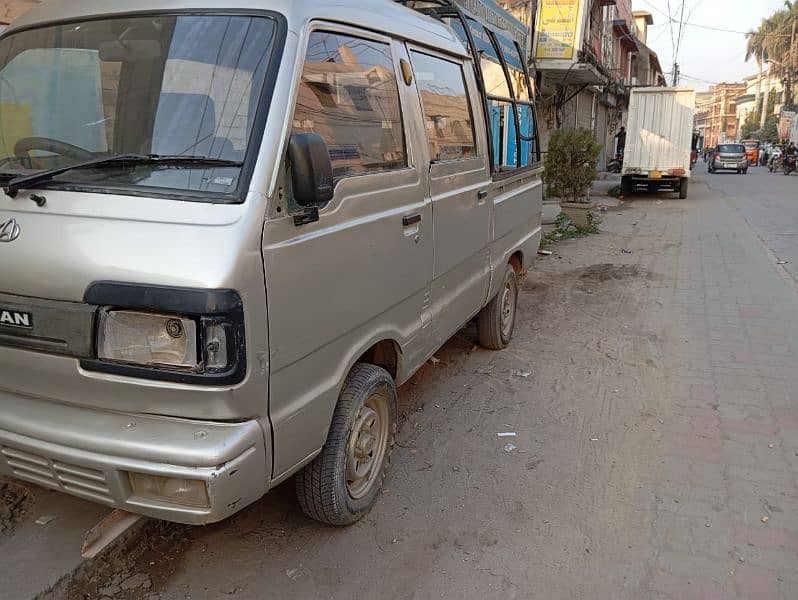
[8,0,469,59]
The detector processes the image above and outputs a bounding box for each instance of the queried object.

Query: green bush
[544,128,601,203]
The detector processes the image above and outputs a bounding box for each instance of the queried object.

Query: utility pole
[672,62,679,87]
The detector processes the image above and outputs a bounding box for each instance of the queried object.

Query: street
[4,163,798,599]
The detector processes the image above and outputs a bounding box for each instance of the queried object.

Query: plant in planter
[544,128,601,227]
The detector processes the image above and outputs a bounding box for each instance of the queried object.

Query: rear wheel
[478,263,518,350]
[296,363,397,526]
[620,176,632,197]
[678,178,689,199]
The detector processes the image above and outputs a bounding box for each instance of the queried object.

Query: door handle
[402,214,422,227]
[477,190,489,200]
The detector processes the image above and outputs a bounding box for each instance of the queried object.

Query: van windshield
[0,14,278,199]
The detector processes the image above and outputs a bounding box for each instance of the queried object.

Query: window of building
[410,51,476,162]
[292,31,406,181]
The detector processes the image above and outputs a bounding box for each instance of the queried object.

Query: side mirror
[288,133,334,207]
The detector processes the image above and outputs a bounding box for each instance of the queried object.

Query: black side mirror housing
[288,133,334,207]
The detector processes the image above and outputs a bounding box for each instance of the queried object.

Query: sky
[633,0,786,90]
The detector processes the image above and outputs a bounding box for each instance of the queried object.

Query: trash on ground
[538,249,553,256]
[656,200,663,205]
[503,443,517,453]
[590,437,599,442]
[34,515,56,526]
[777,260,790,265]
[761,516,770,523]
[598,205,608,213]
[429,356,440,365]
[497,432,517,438]
[621,248,633,254]
[513,370,532,378]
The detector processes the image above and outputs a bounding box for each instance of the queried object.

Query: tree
[761,115,779,142]
[746,3,798,109]
[740,112,760,140]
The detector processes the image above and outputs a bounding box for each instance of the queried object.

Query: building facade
[702,83,747,147]
[693,91,712,150]
[532,0,665,169]
[0,0,37,27]
[735,70,784,136]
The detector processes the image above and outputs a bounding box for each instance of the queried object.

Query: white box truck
[621,87,696,199]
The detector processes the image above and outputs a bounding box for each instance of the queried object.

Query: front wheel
[478,264,519,350]
[296,363,397,526]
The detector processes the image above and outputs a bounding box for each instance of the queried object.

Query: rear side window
[718,144,745,153]
[292,31,406,181]
[447,17,540,171]
[410,51,476,162]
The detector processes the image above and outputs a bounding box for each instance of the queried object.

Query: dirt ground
[45,197,672,600]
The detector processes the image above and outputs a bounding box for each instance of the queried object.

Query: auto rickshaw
[743,139,760,166]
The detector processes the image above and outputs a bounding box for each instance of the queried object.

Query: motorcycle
[607,151,624,173]
[784,155,796,175]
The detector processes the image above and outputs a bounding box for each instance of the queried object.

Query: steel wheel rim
[346,393,390,500]
[500,276,516,340]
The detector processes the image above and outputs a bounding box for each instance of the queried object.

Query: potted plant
[544,128,601,227]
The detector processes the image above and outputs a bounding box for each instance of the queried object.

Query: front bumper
[0,391,269,524]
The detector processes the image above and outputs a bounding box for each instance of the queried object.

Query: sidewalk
[543,172,621,224]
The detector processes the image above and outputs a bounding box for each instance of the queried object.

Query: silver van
[0,0,542,525]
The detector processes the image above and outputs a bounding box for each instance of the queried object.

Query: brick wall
[0,0,39,25]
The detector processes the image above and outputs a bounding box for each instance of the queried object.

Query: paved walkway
[636,175,798,599]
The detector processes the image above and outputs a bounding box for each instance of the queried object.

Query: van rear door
[408,48,491,344]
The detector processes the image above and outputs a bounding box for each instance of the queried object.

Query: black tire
[620,176,632,196]
[478,264,519,350]
[678,177,689,199]
[296,363,397,526]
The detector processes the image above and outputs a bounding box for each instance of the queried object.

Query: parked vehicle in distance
[621,87,696,199]
[708,143,749,174]
[0,0,543,526]
[743,139,760,166]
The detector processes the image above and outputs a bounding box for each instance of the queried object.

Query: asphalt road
[698,159,798,284]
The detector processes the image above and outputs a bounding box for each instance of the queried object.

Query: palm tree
[757,4,798,109]
[746,24,767,128]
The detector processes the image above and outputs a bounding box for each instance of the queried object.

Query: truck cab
[0,0,542,525]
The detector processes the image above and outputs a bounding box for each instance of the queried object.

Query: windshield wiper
[3,154,244,197]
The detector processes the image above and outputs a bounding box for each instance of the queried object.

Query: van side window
[292,31,406,181]
[446,17,541,171]
[409,51,476,162]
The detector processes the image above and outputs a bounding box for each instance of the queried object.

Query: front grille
[0,445,113,504]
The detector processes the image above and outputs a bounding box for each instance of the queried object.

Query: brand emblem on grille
[0,309,32,328]
[0,218,20,242]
